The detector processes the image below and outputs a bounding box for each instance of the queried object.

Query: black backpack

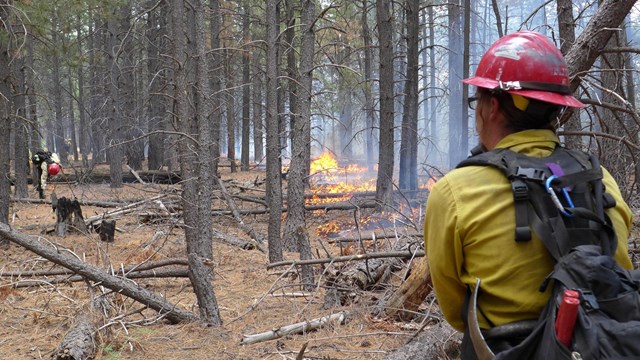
[457,146,640,359]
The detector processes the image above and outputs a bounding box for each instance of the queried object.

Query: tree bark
[382,322,460,360]
[398,0,419,193]
[0,223,196,323]
[383,258,432,320]
[375,0,395,211]
[53,315,96,360]
[0,4,12,232]
[240,4,251,172]
[265,0,284,263]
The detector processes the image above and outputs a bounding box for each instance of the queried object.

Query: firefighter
[31,149,62,199]
[423,31,634,358]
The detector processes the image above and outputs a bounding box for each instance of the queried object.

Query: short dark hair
[477,88,563,132]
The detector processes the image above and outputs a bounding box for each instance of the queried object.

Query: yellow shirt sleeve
[425,177,467,331]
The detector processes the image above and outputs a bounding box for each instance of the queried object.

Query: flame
[306,151,434,237]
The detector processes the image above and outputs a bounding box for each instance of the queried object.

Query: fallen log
[212,228,256,250]
[382,322,460,360]
[0,223,196,324]
[53,314,97,360]
[381,257,432,320]
[239,311,348,345]
[266,250,425,269]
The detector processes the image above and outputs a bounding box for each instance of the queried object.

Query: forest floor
[0,161,444,360]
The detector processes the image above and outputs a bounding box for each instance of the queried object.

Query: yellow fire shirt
[425,129,633,332]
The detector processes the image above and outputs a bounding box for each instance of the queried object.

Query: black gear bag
[457,146,640,359]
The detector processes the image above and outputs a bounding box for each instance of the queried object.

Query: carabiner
[545,175,574,217]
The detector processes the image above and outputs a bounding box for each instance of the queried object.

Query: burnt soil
[1,164,435,360]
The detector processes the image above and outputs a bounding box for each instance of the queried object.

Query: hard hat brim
[463,76,585,108]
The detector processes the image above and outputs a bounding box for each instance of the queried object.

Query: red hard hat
[463,31,584,108]
[47,163,61,176]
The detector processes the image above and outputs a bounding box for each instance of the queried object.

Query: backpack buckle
[577,289,600,310]
[512,180,528,201]
[545,175,575,217]
[515,166,546,180]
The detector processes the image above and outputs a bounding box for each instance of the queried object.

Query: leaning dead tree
[0,223,196,324]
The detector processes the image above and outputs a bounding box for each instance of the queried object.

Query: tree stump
[55,197,88,237]
[95,220,116,242]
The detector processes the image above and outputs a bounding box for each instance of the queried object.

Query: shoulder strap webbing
[457,147,616,261]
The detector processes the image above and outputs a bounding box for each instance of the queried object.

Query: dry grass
[0,166,422,360]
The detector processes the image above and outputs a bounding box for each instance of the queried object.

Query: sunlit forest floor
[1,160,638,359]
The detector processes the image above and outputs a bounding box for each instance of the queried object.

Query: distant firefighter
[31,149,62,199]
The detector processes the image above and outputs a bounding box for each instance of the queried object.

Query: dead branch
[211,200,378,217]
[266,250,425,269]
[10,268,190,288]
[84,194,168,227]
[126,165,147,184]
[1,257,190,278]
[327,231,422,244]
[212,175,267,251]
[0,223,196,323]
[239,311,348,345]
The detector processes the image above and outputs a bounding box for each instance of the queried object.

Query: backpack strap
[457,146,616,261]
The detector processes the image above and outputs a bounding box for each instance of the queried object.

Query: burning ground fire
[306,151,435,238]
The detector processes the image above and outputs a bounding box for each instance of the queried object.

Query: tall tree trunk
[0,2,13,233]
[285,0,298,166]
[266,0,284,263]
[68,74,79,162]
[361,0,376,172]
[557,0,582,151]
[225,51,237,173]
[375,0,395,210]
[283,0,316,291]
[147,5,166,171]
[209,0,222,177]
[13,52,28,198]
[399,0,419,193]
[107,13,124,187]
[191,0,222,325]
[51,17,67,163]
[240,5,251,172]
[76,21,89,166]
[447,0,464,167]
[253,66,264,163]
[428,5,437,153]
[26,32,39,154]
[88,19,106,164]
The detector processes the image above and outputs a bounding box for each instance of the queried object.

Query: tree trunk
[209,0,222,177]
[13,53,28,198]
[447,0,464,167]
[51,18,68,163]
[67,74,79,162]
[266,0,284,263]
[76,21,89,166]
[282,0,316,291]
[0,6,11,231]
[146,5,167,171]
[240,5,251,172]
[375,0,395,211]
[253,67,264,163]
[225,50,237,174]
[399,0,419,193]
[556,0,582,151]
[107,11,125,188]
[361,0,376,172]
